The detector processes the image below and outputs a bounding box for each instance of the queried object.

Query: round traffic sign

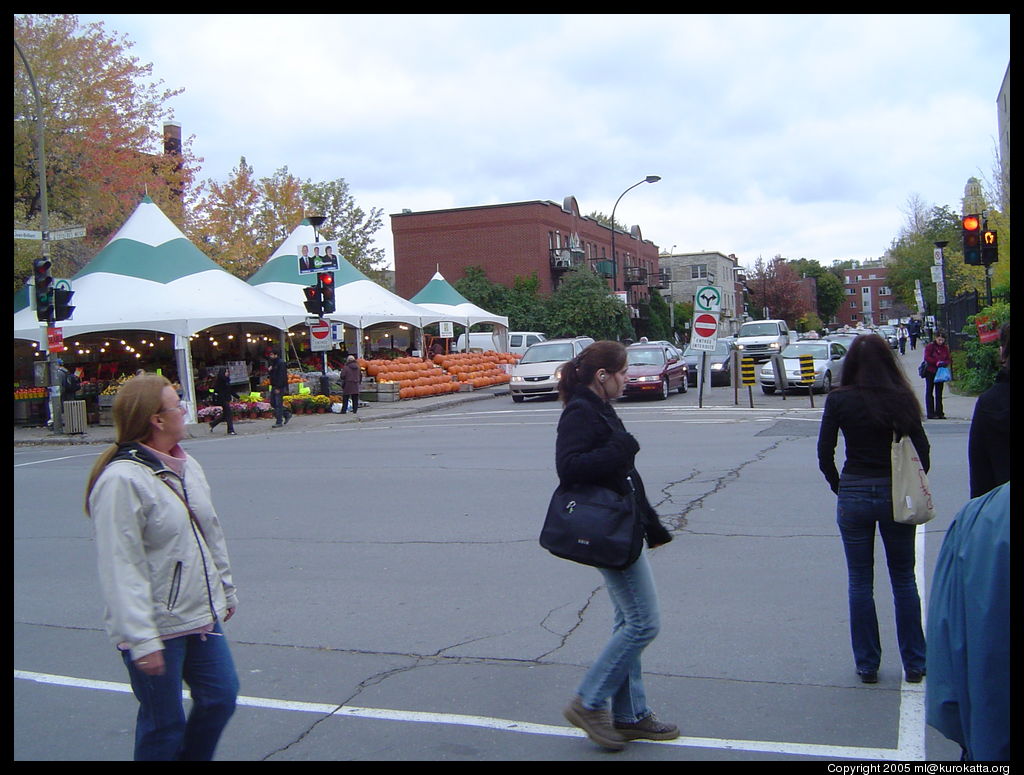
[310,322,331,340]
[693,313,718,338]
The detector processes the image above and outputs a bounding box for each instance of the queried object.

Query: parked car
[622,343,688,400]
[758,340,848,394]
[509,337,594,402]
[823,333,861,351]
[734,319,792,362]
[876,326,899,349]
[682,339,735,386]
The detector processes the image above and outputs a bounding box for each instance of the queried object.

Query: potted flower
[197,406,222,423]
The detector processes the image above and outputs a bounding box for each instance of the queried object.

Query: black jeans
[341,393,358,414]
[209,401,233,433]
[924,375,944,418]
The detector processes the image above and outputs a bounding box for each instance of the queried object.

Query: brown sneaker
[563,697,626,751]
[614,712,680,741]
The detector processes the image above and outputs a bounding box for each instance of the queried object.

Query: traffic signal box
[53,287,75,321]
[980,229,999,265]
[962,214,982,265]
[32,258,54,322]
[303,282,323,316]
[318,272,336,314]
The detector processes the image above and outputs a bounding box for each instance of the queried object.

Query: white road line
[15,669,917,760]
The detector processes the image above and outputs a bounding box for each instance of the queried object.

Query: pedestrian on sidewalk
[554,341,677,751]
[817,333,929,685]
[84,373,239,760]
[208,367,239,435]
[967,323,1010,498]
[896,323,909,355]
[267,350,291,428]
[909,319,921,351]
[340,355,361,414]
[922,332,951,419]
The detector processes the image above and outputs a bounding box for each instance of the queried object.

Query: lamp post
[610,175,660,292]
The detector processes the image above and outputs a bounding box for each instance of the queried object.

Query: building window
[850,301,858,308]
[879,286,891,295]
[691,264,707,279]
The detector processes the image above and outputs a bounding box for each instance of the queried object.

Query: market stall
[409,271,509,354]
[248,220,446,359]
[13,197,307,424]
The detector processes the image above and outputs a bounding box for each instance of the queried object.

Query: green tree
[546,268,632,341]
[453,266,510,315]
[642,291,674,341]
[505,274,548,332]
[14,14,195,291]
[789,258,844,323]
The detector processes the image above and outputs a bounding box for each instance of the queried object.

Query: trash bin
[63,399,88,434]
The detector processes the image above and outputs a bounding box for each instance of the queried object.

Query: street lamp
[610,176,660,292]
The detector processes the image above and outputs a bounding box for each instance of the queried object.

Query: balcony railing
[593,260,615,278]
[623,266,648,286]
[549,248,583,272]
[651,269,670,289]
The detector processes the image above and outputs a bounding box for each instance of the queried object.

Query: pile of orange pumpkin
[433,352,515,390]
[358,352,518,399]
[361,356,460,399]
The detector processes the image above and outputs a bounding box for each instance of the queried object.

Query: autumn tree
[14,14,196,291]
[188,161,386,282]
[745,256,809,325]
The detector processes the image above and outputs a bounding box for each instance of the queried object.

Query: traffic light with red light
[32,258,54,322]
[318,272,336,314]
[980,228,998,265]
[962,214,982,265]
[303,282,322,316]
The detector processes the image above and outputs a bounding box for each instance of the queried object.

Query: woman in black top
[817,334,930,684]
[555,341,677,751]
[208,367,239,435]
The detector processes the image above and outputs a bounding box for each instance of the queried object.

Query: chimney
[163,122,182,156]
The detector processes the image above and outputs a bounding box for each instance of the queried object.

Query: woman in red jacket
[923,332,951,419]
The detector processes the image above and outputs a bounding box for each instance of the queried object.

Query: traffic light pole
[17,39,64,433]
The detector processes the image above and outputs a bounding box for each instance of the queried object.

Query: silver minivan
[510,337,594,402]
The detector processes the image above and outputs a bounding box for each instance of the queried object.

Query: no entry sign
[690,312,719,352]
[309,321,333,352]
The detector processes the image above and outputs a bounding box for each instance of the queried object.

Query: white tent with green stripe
[409,271,509,351]
[13,196,308,342]
[249,220,445,330]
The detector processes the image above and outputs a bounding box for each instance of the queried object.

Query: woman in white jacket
[85,373,239,761]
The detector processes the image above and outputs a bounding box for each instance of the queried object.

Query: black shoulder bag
[539,412,644,570]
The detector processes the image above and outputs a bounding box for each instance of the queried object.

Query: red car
[622,344,688,400]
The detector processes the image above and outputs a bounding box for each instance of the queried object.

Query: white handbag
[891,433,936,525]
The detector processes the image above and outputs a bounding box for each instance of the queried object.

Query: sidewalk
[14,387,507,447]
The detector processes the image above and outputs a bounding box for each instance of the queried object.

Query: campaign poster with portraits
[297,241,341,274]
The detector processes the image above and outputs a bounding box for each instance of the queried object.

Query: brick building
[835,260,893,327]
[391,196,662,318]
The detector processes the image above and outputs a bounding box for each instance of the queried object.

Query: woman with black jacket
[208,367,239,435]
[555,341,677,751]
[817,334,930,685]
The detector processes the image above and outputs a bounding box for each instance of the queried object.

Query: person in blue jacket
[926,482,1010,761]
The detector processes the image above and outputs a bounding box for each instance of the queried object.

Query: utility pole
[15,39,63,433]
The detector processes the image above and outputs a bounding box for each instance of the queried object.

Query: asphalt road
[14,373,972,761]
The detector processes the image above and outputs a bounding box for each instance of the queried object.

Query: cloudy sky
[78,14,1009,272]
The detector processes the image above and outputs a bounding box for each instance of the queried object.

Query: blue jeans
[270,387,291,425]
[577,551,661,723]
[120,623,239,761]
[836,479,926,675]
